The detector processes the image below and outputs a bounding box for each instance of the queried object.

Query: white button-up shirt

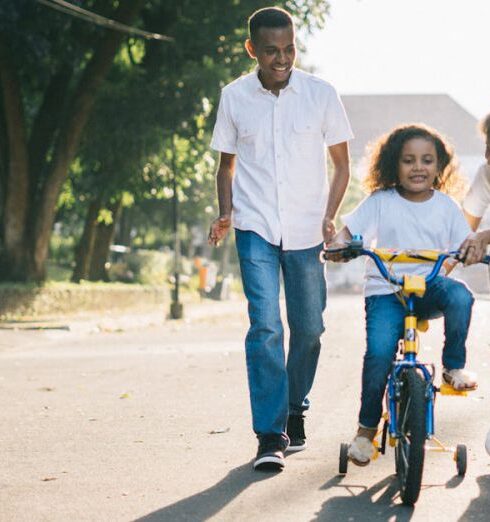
[211,67,353,250]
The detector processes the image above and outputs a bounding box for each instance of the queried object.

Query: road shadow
[458,474,490,521]
[135,461,276,521]
[311,475,415,521]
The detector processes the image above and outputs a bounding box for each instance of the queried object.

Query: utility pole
[169,135,183,319]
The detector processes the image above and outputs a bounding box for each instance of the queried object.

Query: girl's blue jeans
[235,229,326,436]
[359,276,474,428]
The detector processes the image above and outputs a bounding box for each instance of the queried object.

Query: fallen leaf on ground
[208,428,231,435]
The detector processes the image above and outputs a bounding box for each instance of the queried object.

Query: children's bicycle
[320,235,490,506]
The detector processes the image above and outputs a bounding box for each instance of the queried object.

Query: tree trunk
[115,205,133,247]
[88,199,122,282]
[0,0,145,282]
[71,197,103,283]
[0,36,30,280]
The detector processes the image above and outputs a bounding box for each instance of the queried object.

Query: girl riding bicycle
[326,124,477,466]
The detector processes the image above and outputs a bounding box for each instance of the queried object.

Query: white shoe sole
[286,442,307,452]
[253,454,285,470]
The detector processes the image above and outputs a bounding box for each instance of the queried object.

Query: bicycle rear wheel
[395,367,427,506]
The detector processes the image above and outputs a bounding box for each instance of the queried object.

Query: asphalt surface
[1,294,490,521]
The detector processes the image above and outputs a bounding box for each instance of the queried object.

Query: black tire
[395,368,427,506]
[456,444,467,476]
[339,442,349,475]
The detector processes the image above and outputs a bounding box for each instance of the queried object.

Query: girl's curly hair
[363,124,465,197]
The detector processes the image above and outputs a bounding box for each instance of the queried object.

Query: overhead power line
[36,0,174,42]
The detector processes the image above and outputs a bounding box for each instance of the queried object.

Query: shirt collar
[252,66,301,94]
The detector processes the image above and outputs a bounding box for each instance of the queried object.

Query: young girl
[326,124,477,466]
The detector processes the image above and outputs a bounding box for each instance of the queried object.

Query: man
[209,6,353,471]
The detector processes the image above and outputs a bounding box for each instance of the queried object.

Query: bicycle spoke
[400,396,411,430]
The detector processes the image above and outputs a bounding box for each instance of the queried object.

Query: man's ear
[245,38,256,59]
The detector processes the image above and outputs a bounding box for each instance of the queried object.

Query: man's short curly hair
[248,7,293,43]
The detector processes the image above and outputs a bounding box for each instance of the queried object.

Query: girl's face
[397,137,438,202]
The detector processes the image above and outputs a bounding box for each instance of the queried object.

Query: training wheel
[339,442,349,475]
[455,444,467,476]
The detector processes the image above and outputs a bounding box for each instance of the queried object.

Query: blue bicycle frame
[363,247,449,439]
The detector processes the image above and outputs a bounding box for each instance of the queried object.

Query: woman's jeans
[235,230,326,435]
[359,276,474,428]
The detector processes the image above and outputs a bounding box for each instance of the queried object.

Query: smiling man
[208,6,353,471]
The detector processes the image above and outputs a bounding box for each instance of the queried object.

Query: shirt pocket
[293,116,323,158]
[237,120,262,162]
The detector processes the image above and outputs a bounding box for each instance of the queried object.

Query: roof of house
[341,94,483,159]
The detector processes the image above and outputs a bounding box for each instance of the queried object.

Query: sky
[302,0,489,120]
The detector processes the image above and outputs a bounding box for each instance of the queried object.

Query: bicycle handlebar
[320,235,490,287]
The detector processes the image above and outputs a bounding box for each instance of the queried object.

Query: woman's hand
[459,230,490,265]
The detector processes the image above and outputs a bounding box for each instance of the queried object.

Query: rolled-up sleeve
[210,88,237,154]
[322,87,354,147]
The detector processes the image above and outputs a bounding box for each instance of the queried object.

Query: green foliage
[3,0,330,278]
[49,232,75,267]
[336,174,365,230]
[127,250,170,285]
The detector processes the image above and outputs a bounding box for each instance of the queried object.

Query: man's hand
[459,231,490,265]
[208,215,231,246]
[322,217,337,244]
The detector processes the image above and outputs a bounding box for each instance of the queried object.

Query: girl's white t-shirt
[342,188,471,296]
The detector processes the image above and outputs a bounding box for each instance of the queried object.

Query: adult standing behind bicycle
[460,114,490,264]
[208,6,353,471]
[325,124,477,467]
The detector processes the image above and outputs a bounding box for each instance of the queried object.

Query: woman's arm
[463,210,482,232]
[459,230,490,265]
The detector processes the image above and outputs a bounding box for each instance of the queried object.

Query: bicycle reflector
[403,275,426,297]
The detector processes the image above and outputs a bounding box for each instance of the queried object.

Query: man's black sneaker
[286,414,307,452]
[253,433,289,471]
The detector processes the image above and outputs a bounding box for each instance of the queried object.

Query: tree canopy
[0,0,329,282]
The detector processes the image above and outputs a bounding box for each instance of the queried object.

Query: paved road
[1,295,490,521]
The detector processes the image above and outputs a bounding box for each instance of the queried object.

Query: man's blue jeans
[235,230,326,436]
[359,276,474,428]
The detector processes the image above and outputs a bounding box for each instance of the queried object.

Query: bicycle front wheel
[395,367,427,506]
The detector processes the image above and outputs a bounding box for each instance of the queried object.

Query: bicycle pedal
[439,383,468,396]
